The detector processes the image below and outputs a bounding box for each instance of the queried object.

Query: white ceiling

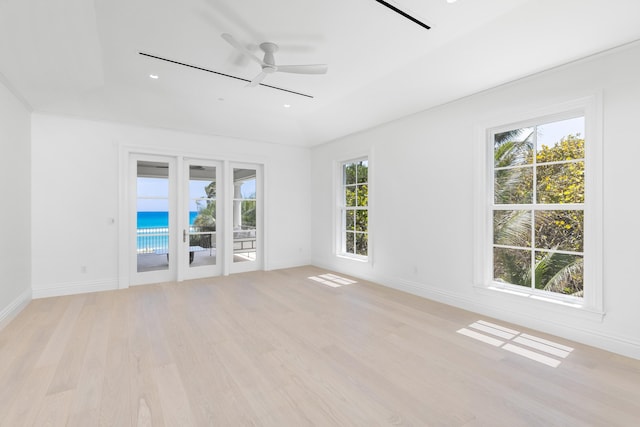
[1,0,640,146]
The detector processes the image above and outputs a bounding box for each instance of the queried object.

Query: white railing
[137,226,255,255]
[137,227,169,254]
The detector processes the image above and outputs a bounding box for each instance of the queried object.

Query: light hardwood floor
[1,266,639,426]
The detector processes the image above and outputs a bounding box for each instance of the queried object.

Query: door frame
[180,157,224,281]
[118,146,266,289]
[128,153,179,286]
[228,162,264,274]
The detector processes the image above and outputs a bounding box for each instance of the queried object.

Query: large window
[491,115,587,300]
[340,158,368,258]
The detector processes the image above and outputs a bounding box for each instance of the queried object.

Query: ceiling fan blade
[221,33,264,65]
[276,64,328,75]
[246,70,268,87]
[138,52,314,98]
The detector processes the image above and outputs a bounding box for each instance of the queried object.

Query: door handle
[183,229,187,243]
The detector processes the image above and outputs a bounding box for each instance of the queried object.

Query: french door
[183,159,222,280]
[130,154,261,285]
[229,163,263,274]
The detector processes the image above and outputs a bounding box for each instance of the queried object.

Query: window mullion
[490,115,586,300]
[531,126,537,290]
[494,204,584,211]
[339,158,369,259]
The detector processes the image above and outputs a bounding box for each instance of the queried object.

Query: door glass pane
[188,165,217,268]
[233,168,257,263]
[137,161,170,272]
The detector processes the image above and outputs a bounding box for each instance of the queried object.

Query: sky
[137,177,256,212]
[536,116,584,150]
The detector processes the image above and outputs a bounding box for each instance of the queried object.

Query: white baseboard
[266,259,312,271]
[32,278,119,299]
[0,288,32,330]
[310,262,640,360]
[382,276,640,360]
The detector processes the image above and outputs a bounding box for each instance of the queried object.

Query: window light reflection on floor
[457,320,574,368]
[308,273,357,288]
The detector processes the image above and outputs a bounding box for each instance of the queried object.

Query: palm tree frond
[542,255,583,295]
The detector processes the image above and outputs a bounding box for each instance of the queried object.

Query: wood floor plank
[128,287,167,427]
[66,294,113,426]
[46,295,100,395]
[0,299,70,413]
[1,266,639,426]
[0,365,57,427]
[99,290,133,427]
[33,296,87,370]
[31,389,75,427]
[153,363,195,426]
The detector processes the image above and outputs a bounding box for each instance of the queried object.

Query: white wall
[31,114,311,296]
[0,78,31,326]
[311,42,640,359]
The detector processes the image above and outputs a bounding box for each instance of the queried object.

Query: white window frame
[336,156,369,261]
[473,96,603,314]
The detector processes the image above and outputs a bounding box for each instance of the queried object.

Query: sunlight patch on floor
[457,320,574,368]
[308,273,357,288]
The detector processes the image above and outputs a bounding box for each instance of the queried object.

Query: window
[340,158,368,258]
[491,115,588,300]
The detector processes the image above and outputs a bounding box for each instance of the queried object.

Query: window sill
[336,253,369,263]
[474,284,605,323]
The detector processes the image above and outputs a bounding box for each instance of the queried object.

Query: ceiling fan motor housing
[220,33,327,91]
[260,42,278,68]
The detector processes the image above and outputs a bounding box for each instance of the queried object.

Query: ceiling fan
[221,33,328,87]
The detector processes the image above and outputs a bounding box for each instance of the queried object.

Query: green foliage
[494,210,531,248]
[344,161,368,256]
[494,130,534,204]
[345,184,368,207]
[242,199,256,227]
[494,167,533,204]
[536,252,583,294]
[191,181,216,247]
[536,136,584,204]
[344,161,368,185]
[493,248,531,287]
[494,248,583,296]
[493,131,585,296]
[204,181,216,198]
[537,135,584,164]
[494,129,533,168]
[535,210,583,252]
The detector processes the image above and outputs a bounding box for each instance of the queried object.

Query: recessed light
[283,104,291,108]
[149,74,159,79]
[218,97,225,101]
[447,0,457,3]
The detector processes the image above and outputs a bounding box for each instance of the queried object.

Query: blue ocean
[137,211,198,252]
[137,211,198,228]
